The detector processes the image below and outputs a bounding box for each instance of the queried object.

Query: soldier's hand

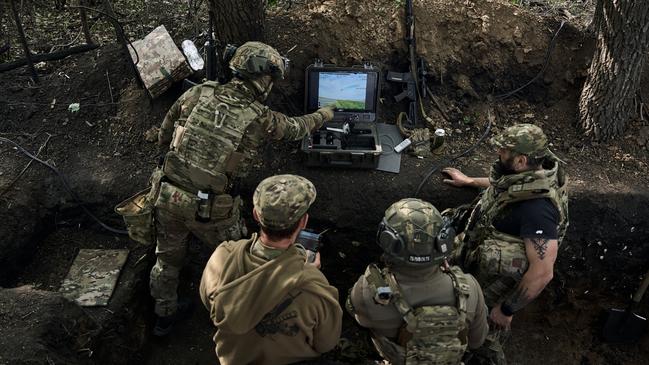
[442,167,473,187]
[317,104,336,121]
[489,304,513,330]
[305,251,322,269]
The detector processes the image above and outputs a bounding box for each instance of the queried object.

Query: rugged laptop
[301,62,382,168]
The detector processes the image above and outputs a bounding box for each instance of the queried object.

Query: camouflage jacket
[158,79,328,192]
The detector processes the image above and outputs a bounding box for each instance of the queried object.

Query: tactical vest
[363,265,471,365]
[463,159,569,305]
[162,81,266,193]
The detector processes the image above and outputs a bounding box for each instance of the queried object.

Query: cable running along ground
[414,114,492,197]
[495,20,565,100]
[0,136,128,235]
[415,20,564,196]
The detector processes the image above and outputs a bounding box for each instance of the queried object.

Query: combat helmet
[229,41,289,81]
[377,198,453,267]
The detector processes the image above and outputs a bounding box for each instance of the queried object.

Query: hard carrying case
[301,62,382,168]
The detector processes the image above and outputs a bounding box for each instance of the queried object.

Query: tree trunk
[578,0,649,140]
[208,0,266,45]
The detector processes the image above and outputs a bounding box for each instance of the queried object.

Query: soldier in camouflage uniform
[347,198,488,365]
[199,175,342,365]
[442,124,569,364]
[149,42,336,336]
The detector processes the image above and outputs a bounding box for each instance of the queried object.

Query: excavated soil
[1,1,649,364]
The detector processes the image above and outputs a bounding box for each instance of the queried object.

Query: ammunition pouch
[115,188,155,245]
[162,150,228,194]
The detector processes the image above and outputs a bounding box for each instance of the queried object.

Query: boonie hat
[253,174,316,230]
[491,123,551,159]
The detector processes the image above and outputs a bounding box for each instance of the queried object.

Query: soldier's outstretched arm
[261,106,334,141]
[489,238,558,329]
[442,168,490,188]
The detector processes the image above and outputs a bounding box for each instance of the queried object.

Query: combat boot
[153,297,193,337]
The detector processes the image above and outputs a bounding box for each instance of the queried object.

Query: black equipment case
[301,62,382,168]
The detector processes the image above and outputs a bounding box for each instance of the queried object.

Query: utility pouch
[477,239,528,277]
[210,194,234,220]
[115,188,155,245]
[154,181,197,219]
[162,150,228,193]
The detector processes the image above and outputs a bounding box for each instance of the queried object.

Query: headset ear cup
[377,219,403,257]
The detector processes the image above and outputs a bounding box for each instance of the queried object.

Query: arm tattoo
[530,238,549,260]
[504,286,532,313]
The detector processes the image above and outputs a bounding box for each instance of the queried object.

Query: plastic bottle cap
[434,128,446,137]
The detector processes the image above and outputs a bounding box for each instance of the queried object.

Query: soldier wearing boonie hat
[441,123,569,364]
[252,174,317,231]
[199,174,342,365]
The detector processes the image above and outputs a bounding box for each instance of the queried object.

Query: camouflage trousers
[149,194,247,317]
[464,330,507,365]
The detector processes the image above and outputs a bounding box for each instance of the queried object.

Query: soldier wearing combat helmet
[200,174,342,365]
[443,123,568,364]
[139,41,336,336]
[347,198,488,365]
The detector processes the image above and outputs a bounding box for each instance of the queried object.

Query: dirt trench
[2,0,649,364]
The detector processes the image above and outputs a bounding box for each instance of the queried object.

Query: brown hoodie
[200,234,342,365]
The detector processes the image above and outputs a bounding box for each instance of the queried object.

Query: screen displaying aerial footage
[317,72,367,110]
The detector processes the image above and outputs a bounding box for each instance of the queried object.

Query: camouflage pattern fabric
[363,265,471,365]
[229,41,287,80]
[60,249,129,307]
[162,80,262,192]
[491,123,549,159]
[466,331,507,365]
[149,72,331,317]
[158,78,330,181]
[459,150,568,308]
[408,128,432,158]
[114,188,154,245]
[252,174,316,230]
[379,198,444,267]
[150,183,246,316]
[128,25,192,98]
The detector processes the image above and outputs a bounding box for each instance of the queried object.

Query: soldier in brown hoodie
[200,174,342,365]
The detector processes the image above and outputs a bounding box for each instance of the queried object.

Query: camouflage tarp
[128,25,191,98]
[59,249,129,306]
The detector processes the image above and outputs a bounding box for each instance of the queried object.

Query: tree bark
[579,0,649,140]
[208,0,266,45]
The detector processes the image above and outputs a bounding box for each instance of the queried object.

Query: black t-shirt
[492,198,559,239]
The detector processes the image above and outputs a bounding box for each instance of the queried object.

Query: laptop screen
[305,68,379,114]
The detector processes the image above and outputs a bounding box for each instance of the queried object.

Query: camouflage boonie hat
[253,175,316,230]
[491,123,550,159]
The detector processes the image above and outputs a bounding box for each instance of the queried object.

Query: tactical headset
[376,217,455,265]
[226,44,290,80]
[244,54,290,80]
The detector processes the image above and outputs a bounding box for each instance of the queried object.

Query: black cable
[414,21,564,196]
[414,116,492,197]
[495,20,565,100]
[0,136,128,235]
